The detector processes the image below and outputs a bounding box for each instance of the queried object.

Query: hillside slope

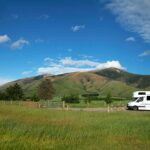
[0,68,149,98]
[93,68,150,89]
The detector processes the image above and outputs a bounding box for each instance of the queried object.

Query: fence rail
[0,100,63,108]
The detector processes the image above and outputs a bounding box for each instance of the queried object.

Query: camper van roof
[134,91,150,93]
[133,91,150,97]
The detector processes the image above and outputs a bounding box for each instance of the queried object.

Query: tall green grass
[68,100,128,108]
[0,105,150,150]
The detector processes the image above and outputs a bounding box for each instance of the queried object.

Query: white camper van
[127,91,150,111]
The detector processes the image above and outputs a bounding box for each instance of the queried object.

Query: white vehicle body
[127,91,150,111]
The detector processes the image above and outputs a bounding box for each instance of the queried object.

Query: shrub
[30,94,40,102]
[62,94,80,103]
[0,92,7,100]
[82,93,99,103]
[6,83,24,100]
[104,93,113,113]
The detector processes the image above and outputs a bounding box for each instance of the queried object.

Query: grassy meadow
[0,104,150,150]
[68,100,128,108]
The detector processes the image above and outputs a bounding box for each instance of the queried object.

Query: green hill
[93,67,150,89]
[0,68,149,98]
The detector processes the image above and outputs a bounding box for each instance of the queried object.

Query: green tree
[62,94,80,103]
[37,78,55,100]
[0,91,7,100]
[104,93,113,113]
[82,93,99,104]
[6,83,23,100]
[30,94,40,102]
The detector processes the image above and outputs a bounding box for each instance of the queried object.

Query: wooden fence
[0,100,63,108]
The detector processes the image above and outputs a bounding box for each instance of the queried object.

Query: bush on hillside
[82,93,99,103]
[61,94,80,103]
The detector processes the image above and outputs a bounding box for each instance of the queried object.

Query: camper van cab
[127,91,150,111]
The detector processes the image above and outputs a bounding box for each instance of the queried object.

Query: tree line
[0,78,114,110]
[0,78,55,101]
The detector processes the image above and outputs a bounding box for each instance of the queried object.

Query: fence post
[62,101,65,109]
[38,102,41,108]
[67,104,69,111]
[47,100,50,108]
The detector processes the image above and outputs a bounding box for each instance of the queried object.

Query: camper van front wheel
[133,106,138,111]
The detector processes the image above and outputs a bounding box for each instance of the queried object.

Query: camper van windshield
[136,97,144,102]
[132,97,138,101]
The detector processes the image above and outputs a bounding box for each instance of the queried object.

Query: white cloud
[38,66,91,75]
[22,71,32,75]
[60,57,99,67]
[96,60,124,70]
[0,78,12,85]
[11,39,29,49]
[44,57,54,66]
[126,36,136,42]
[44,57,53,62]
[139,50,150,57]
[37,57,125,75]
[0,34,10,43]
[71,25,85,32]
[106,0,150,43]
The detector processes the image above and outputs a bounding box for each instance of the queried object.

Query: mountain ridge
[0,68,150,98]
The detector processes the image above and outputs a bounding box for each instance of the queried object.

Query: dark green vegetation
[0,68,150,98]
[0,105,150,150]
[0,79,55,101]
[5,83,23,100]
[104,93,112,105]
[62,94,80,103]
[104,93,113,112]
[0,83,24,101]
[68,99,127,108]
[82,93,99,104]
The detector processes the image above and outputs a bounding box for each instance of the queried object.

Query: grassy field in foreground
[0,105,150,150]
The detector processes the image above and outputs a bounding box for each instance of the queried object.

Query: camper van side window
[147,96,150,101]
[138,92,146,95]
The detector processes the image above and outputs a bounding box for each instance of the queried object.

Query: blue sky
[0,0,150,84]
